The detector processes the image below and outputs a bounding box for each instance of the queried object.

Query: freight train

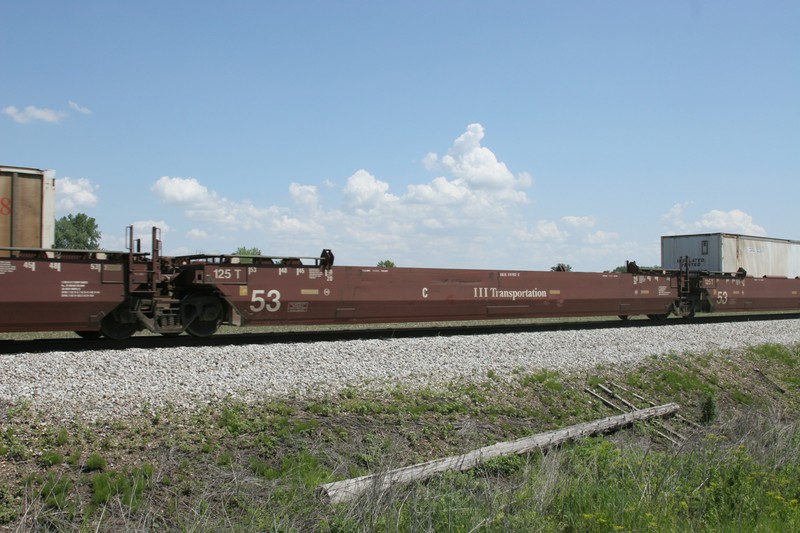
[1,226,799,340]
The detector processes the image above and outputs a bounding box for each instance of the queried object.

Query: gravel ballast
[2,319,799,421]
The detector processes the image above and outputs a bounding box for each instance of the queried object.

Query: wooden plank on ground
[318,403,680,504]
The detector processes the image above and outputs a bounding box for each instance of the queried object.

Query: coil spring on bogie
[158,314,180,327]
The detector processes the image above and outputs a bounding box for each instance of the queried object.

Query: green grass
[90,464,154,509]
[84,453,106,472]
[749,343,798,368]
[1,342,800,530]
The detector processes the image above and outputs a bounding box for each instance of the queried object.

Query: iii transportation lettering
[473,288,548,300]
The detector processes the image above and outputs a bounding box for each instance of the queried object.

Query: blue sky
[2,1,797,271]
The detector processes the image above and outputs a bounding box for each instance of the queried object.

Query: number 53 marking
[250,289,281,312]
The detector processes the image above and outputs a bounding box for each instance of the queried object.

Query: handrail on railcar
[0,245,129,260]
[169,249,335,271]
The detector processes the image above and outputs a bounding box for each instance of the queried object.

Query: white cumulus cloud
[152,176,212,205]
[424,123,531,191]
[661,204,766,236]
[68,101,92,114]
[406,176,472,205]
[343,169,398,212]
[562,215,597,229]
[272,215,324,235]
[3,105,68,124]
[660,202,692,232]
[152,176,282,230]
[149,124,544,268]
[56,177,99,211]
[696,209,766,236]
[289,183,320,210]
[132,220,170,233]
[528,220,569,243]
[584,230,619,245]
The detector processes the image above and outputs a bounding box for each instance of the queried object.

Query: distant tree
[233,246,262,264]
[377,260,396,268]
[550,263,572,272]
[613,263,662,273]
[54,213,101,249]
[234,246,262,255]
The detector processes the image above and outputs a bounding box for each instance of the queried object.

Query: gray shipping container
[0,166,56,253]
[661,233,800,278]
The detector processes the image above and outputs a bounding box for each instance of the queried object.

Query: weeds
[701,393,718,424]
[91,464,154,510]
[41,451,64,467]
[331,420,800,532]
[1,342,799,530]
[0,484,16,524]
[84,453,106,472]
[750,343,798,368]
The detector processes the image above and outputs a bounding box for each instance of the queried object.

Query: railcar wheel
[618,315,630,321]
[647,314,669,321]
[181,293,224,337]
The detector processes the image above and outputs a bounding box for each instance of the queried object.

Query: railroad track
[2,312,799,355]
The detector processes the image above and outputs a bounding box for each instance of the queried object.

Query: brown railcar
[699,275,800,313]
[2,226,799,340]
[177,262,678,327]
[0,249,128,336]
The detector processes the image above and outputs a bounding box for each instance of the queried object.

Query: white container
[661,233,800,278]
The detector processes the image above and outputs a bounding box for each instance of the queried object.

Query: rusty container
[0,166,56,255]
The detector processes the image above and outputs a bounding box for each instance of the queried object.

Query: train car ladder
[679,256,691,296]
[126,226,161,295]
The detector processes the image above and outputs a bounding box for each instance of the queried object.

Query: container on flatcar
[0,165,56,255]
[661,233,800,278]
